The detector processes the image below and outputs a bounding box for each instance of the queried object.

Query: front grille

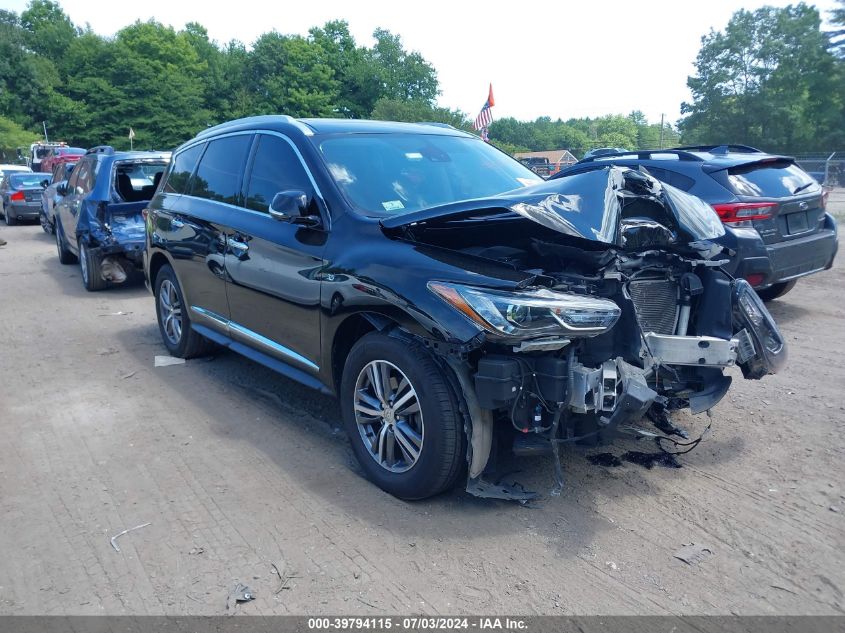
[627,278,679,335]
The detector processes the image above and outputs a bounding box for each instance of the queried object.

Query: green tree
[0,115,38,161]
[370,98,471,131]
[247,31,339,117]
[680,3,844,151]
[20,0,77,60]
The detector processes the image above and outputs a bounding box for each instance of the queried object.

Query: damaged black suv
[145,117,786,500]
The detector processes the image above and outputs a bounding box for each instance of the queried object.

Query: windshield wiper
[793,182,814,195]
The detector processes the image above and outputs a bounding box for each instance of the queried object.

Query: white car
[0,164,32,179]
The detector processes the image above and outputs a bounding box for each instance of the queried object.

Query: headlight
[428,282,621,339]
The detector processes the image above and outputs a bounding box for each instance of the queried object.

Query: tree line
[0,0,842,161]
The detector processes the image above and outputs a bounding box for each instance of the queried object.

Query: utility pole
[42,121,49,143]
[659,114,664,149]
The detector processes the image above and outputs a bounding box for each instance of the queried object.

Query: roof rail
[671,144,763,155]
[194,115,315,140]
[419,122,458,130]
[86,145,114,155]
[577,148,704,164]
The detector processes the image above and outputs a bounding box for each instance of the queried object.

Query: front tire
[154,264,215,358]
[757,280,796,302]
[80,242,107,291]
[340,332,465,500]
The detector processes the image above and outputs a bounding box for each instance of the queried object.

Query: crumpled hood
[381,166,725,249]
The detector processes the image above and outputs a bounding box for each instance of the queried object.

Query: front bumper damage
[449,279,786,502]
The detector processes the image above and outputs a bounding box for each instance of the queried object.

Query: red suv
[40,146,86,174]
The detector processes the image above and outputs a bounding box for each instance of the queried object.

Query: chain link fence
[793,152,845,186]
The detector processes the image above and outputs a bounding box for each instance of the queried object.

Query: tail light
[10,191,25,201]
[744,273,766,287]
[711,202,776,225]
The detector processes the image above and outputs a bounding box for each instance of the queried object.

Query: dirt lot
[0,204,843,616]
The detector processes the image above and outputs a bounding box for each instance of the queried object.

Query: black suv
[556,145,838,301]
[145,117,785,500]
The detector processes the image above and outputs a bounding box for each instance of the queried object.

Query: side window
[164,143,204,194]
[245,135,313,213]
[69,159,90,193]
[191,135,252,206]
[644,166,695,192]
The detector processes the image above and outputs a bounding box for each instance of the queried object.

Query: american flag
[473,84,495,141]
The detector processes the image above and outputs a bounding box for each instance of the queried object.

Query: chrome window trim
[190,305,319,372]
[174,129,330,229]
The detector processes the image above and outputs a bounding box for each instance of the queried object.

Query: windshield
[10,173,46,188]
[60,148,86,156]
[316,133,541,216]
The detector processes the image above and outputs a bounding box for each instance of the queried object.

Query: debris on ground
[100,258,127,283]
[674,543,714,565]
[109,522,151,552]
[0,238,6,246]
[99,311,132,317]
[188,546,205,555]
[226,583,255,611]
[270,562,298,594]
[588,453,623,467]
[97,347,119,356]
[622,451,682,469]
[121,371,136,380]
[154,356,185,367]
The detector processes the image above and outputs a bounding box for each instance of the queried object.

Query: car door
[223,132,328,375]
[162,135,253,329]
[56,157,94,253]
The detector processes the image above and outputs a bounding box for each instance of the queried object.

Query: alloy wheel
[353,360,424,473]
[158,279,183,345]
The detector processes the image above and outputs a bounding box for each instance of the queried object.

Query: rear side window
[245,135,312,213]
[164,143,204,194]
[726,161,818,197]
[191,135,252,206]
[644,166,696,192]
[71,158,96,195]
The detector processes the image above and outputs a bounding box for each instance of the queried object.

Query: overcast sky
[5,0,840,125]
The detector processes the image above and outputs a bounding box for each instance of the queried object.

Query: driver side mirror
[270,190,320,227]
[56,182,67,196]
[41,179,49,188]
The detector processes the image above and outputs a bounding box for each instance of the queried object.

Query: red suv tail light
[711,202,776,225]
[10,191,25,201]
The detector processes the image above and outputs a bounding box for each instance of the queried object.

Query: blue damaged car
[54,146,170,291]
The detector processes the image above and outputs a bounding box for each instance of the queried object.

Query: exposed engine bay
[387,167,787,500]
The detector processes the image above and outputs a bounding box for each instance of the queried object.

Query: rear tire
[340,332,465,500]
[5,209,16,226]
[55,221,77,264]
[154,264,215,358]
[757,280,796,302]
[80,242,107,291]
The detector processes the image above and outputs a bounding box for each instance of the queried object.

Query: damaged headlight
[732,279,787,378]
[428,282,621,339]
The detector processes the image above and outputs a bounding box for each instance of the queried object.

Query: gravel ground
[0,202,842,615]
